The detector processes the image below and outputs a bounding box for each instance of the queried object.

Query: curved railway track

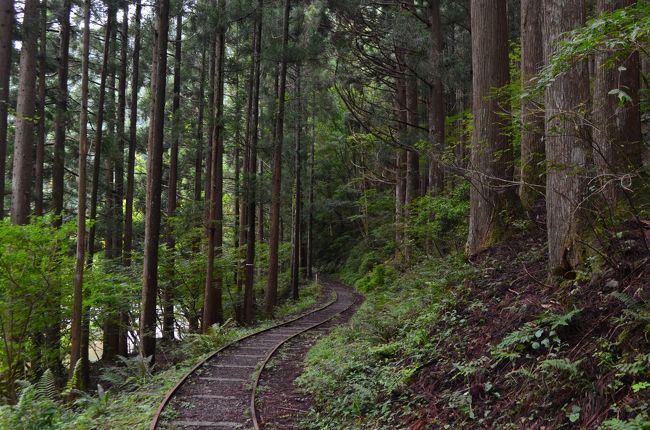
[152,280,356,430]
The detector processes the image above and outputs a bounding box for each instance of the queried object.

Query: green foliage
[298,254,476,429]
[601,416,650,430]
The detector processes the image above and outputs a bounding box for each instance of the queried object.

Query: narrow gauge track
[152,280,356,430]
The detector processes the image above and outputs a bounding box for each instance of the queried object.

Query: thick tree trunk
[52,0,71,223]
[163,9,182,342]
[466,0,519,256]
[519,0,546,213]
[34,0,46,217]
[123,0,141,266]
[593,0,642,203]
[70,0,91,386]
[140,0,170,361]
[428,0,444,195]
[114,5,128,260]
[265,0,291,317]
[542,0,590,275]
[290,63,302,301]
[11,0,40,225]
[394,63,408,262]
[203,0,226,331]
[88,9,114,265]
[0,0,12,220]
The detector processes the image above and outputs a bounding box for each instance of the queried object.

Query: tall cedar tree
[593,0,642,203]
[265,0,291,317]
[428,0,444,195]
[11,0,39,225]
[204,0,226,331]
[542,0,590,275]
[34,0,46,216]
[71,0,91,385]
[0,0,12,219]
[140,0,170,361]
[290,63,302,300]
[519,0,545,213]
[466,0,518,256]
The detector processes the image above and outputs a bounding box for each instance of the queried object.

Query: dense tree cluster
[0,0,647,406]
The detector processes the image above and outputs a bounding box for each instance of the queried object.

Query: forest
[0,0,649,428]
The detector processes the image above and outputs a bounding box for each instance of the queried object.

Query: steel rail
[250,286,356,430]
[150,288,338,430]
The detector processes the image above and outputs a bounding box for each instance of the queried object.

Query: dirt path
[153,279,359,430]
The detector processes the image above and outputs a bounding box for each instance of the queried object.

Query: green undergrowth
[0,282,322,430]
[299,232,650,429]
[298,254,477,429]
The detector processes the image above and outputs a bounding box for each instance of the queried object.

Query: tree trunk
[265,0,291,317]
[203,0,226,331]
[519,0,545,213]
[114,4,128,260]
[395,63,407,262]
[163,9,182,342]
[593,0,642,203]
[70,0,91,386]
[542,0,590,275]
[0,0,12,220]
[194,46,207,203]
[11,0,40,225]
[88,8,114,265]
[290,63,302,301]
[52,0,71,223]
[123,0,141,267]
[466,0,519,256]
[428,0,444,196]
[405,73,420,205]
[140,0,170,362]
[34,0,46,217]
[243,0,263,325]
[306,125,314,279]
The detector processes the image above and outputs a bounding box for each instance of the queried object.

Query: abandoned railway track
[151,280,357,430]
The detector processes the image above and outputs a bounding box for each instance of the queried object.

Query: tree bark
[70,0,91,387]
[466,0,519,256]
[290,63,302,301]
[0,0,12,220]
[34,0,46,217]
[519,0,546,213]
[11,0,40,225]
[243,0,263,325]
[542,0,590,275]
[265,0,291,317]
[123,0,141,267]
[52,0,71,223]
[194,46,207,203]
[203,0,226,331]
[88,8,114,265]
[140,0,170,361]
[428,0,444,195]
[163,8,182,342]
[593,0,642,204]
[114,4,128,260]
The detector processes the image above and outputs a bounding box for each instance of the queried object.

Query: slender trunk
[307,128,314,279]
[194,46,207,203]
[519,0,545,213]
[11,0,40,225]
[70,0,91,386]
[428,0,444,195]
[88,9,114,265]
[243,0,263,324]
[52,0,71,223]
[115,4,128,259]
[467,0,519,256]
[593,0,642,203]
[123,0,141,266]
[203,0,226,330]
[140,0,170,361]
[290,63,302,301]
[265,0,291,317]
[163,9,182,342]
[542,0,590,275]
[34,0,46,217]
[0,0,12,220]
[204,36,216,207]
[405,73,419,205]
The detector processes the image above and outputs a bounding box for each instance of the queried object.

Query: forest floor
[297,219,650,429]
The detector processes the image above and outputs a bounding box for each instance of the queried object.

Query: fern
[600,415,650,430]
[34,369,58,402]
[62,358,82,397]
[540,358,583,378]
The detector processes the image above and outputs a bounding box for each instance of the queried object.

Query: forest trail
[152,280,359,430]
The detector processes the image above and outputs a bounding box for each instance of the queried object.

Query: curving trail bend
[152,280,357,430]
